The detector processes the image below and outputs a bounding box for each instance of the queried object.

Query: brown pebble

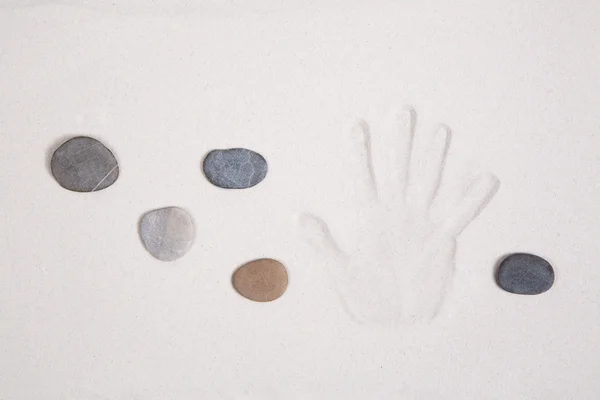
[232,258,288,302]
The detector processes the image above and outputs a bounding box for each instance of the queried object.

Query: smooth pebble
[496,253,555,295]
[232,258,288,302]
[139,207,195,262]
[203,148,268,189]
[51,136,119,192]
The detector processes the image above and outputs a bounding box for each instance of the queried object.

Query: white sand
[1,1,599,398]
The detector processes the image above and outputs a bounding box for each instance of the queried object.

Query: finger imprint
[441,172,500,237]
[350,120,378,202]
[296,213,350,294]
[409,125,451,215]
[377,107,415,204]
[391,107,416,199]
[297,213,344,260]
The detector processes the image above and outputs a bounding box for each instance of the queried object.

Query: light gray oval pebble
[203,148,268,189]
[51,136,119,192]
[496,253,555,295]
[139,207,195,262]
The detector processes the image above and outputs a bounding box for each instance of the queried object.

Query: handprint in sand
[299,108,499,325]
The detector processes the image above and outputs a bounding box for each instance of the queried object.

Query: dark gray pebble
[496,253,554,295]
[203,148,267,189]
[51,136,119,192]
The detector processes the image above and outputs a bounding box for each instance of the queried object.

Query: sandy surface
[1,1,599,398]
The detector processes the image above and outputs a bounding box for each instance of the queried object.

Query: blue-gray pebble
[496,253,554,295]
[203,148,268,189]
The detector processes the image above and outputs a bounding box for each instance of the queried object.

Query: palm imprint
[299,108,499,325]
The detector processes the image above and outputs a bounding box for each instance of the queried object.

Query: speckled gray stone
[139,207,195,262]
[51,136,119,192]
[496,253,554,295]
[203,148,267,189]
